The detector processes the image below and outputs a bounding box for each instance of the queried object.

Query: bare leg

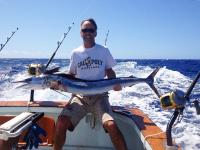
[53,116,73,150]
[103,120,128,150]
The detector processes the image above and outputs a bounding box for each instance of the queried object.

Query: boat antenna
[45,22,74,70]
[0,27,19,53]
[104,30,109,46]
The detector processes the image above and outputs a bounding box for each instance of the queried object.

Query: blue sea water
[1,58,199,77]
[0,58,200,150]
[118,59,200,78]
[0,58,200,99]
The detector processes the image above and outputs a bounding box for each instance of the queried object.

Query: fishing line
[144,131,165,140]
[52,89,74,103]
[142,131,166,150]
[143,131,165,148]
[52,89,69,98]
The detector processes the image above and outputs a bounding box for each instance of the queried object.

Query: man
[52,18,127,150]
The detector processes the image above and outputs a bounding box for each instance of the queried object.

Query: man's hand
[113,84,122,91]
[50,81,67,91]
[50,81,60,90]
[106,68,122,91]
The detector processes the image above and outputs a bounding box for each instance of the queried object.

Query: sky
[0,0,200,59]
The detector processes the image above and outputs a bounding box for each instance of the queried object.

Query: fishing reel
[28,64,45,76]
[161,71,200,148]
[160,71,200,112]
[160,89,186,110]
[28,63,60,76]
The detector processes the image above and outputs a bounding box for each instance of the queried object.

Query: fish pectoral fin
[49,80,61,89]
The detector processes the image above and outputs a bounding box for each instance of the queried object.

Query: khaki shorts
[60,93,114,130]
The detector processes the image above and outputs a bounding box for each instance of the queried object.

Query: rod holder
[30,90,34,102]
[166,108,184,146]
[194,100,200,115]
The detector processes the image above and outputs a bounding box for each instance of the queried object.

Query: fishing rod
[0,27,19,52]
[45,22,74,70]
[184,72,200,100]
[159,71,200,147]
[104,30,109,46]
[29,23,74,102]
[28,23,74,76]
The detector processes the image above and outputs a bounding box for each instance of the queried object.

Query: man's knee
[103,120,118,133]
[56,115,73,132]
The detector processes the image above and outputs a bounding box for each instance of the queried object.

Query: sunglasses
[81,28,95,33]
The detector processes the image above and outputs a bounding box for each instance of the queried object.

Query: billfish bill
[14,68,160,97]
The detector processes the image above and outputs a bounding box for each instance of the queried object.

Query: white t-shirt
[69,44,116,80]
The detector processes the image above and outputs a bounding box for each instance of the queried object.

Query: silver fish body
[14,68,160,97]
[60,77,146,95]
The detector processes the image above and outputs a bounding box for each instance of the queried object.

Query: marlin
[14,68,160,97]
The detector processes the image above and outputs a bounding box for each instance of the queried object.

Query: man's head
[80,18,97,47]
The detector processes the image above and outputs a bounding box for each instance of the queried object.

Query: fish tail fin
[145,68,161,98]
[15,83,28,89]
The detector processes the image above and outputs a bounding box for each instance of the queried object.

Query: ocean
[0,58,200,150]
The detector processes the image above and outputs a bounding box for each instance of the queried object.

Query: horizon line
[0,57,199,60]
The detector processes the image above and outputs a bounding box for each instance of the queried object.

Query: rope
[143,131,165,148]
[144,131,165,140]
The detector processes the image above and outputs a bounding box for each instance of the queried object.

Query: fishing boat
[4,67,200,150]
[0,99,181,150]
[1,67,199,150]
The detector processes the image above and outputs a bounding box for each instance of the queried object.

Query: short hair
[81,18,97,31]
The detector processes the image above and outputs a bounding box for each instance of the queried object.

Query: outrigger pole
[104,30,109,46]
[45,22,74,70]
[0,27,19,52]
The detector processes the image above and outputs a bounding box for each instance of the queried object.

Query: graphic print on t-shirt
[77,57,103,70]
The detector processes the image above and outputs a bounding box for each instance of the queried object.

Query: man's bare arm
[106,68,122,91]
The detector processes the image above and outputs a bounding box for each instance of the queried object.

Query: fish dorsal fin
[54,73,81,81]
[45,67,60,74]
[52,73,95,82]
[53,73,114,82]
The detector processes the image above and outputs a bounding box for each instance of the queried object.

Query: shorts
[60,93,114,130]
